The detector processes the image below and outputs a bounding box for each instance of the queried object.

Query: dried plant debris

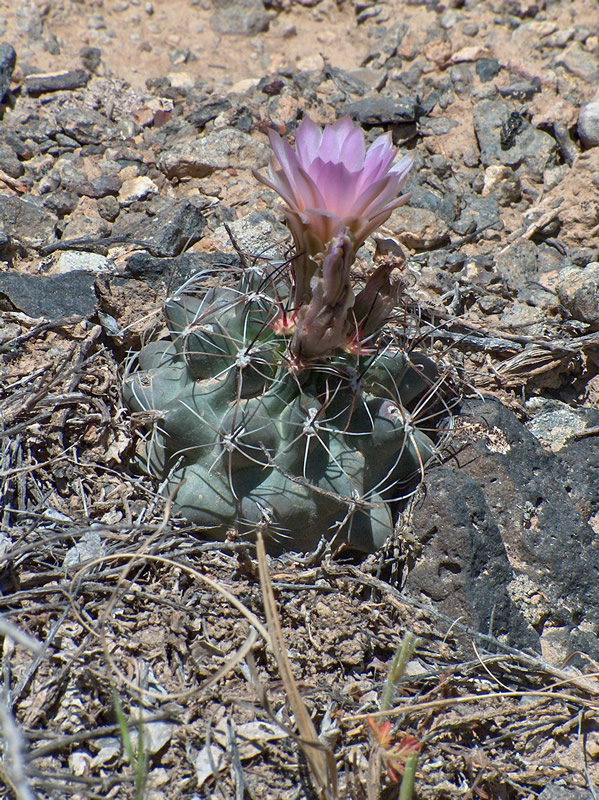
[0,506,598,799]
[1,261,598,799]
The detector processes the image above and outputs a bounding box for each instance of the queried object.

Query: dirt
[3,0,372,91]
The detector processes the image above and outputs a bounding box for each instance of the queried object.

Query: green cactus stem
[123,265,442,553]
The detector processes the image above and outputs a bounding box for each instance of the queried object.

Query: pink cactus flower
[255,115,413,264]
[254,115,414,359]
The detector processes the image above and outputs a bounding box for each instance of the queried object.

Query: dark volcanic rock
[79,46,102,74]
[449,63,475,96]
[157,128,270,179]
[578,92,599,148]
[498,78,541,101]
[42,190,79,218]
[78,175,122,198]
[556,262,599,327]
[185,97,232,128]
[341,95,422,145]
[25,69,90,95]
[560,433,599,526]
[124,250,240,288]
[539,786,594,800]
[405,398,599,661]
[0,144,24,179]
[386,205,450,250]
[0,43,16,102]
[473,98,557,178]
[555,43,599,81]
[341,95,420,125]
[494,240,569,303]
[0,131,31,161]
[453,192,502,236]
[493,239,546,293]
[409,183,458,224]
[475,57,501,83]
[97,195,120,222]
[56,105,120,146]
[112,198,207,257]
[0,194,57,253]
[61,211,112,241]
[0,271,97,318]
[323,68,372,97]
[406,465,539,651]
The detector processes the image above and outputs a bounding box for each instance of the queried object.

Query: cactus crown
[123,116,446,553]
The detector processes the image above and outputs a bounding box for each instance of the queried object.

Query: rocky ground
[1,0,599,797]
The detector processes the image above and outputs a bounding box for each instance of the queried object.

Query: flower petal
[358,132,396,188]
[348,193,412,246]
[319,116,355,163]
[389,151,416,181]
[338,123,366,173]
[294,165,327,212]
[295,116,323,169]
[268,128,300,178]
[352,175,397,217]
[354,156,413,218]
[253,167,298,211]
[372,190,412,217]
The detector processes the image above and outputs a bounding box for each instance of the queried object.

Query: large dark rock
[124,250,239,289]
[0,194,57,254]
[405,397,599,661]
[55,104,119,146]
[473,98,557,179]
[185,97,232,129]
[559,433,599,526]
[0,144,24,179]
[453,191,502,237]
[409,183,458,225]
[341,95,421,144]
[540,785,594,800]
[112,198,207,257]
[341,95,420,125]
[0,271,97,319]
[578,93,599,149]
[157,128,270,180]
[555,262,599,327]
[405,466,539,650]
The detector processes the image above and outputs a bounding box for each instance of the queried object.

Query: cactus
[123,116,443,552]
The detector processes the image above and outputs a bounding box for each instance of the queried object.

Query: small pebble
[462,21,479,36]
[439,10,458,29]
[482,165,521,205]
[476,58,501,82]
[556,263,599,327]
[87,14,107,29]
[578,91,599,148]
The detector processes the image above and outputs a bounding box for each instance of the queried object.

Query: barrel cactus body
[123,266,439,553]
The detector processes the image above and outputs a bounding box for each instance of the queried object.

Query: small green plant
[113,692,149,800]
[368,632,422,797]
